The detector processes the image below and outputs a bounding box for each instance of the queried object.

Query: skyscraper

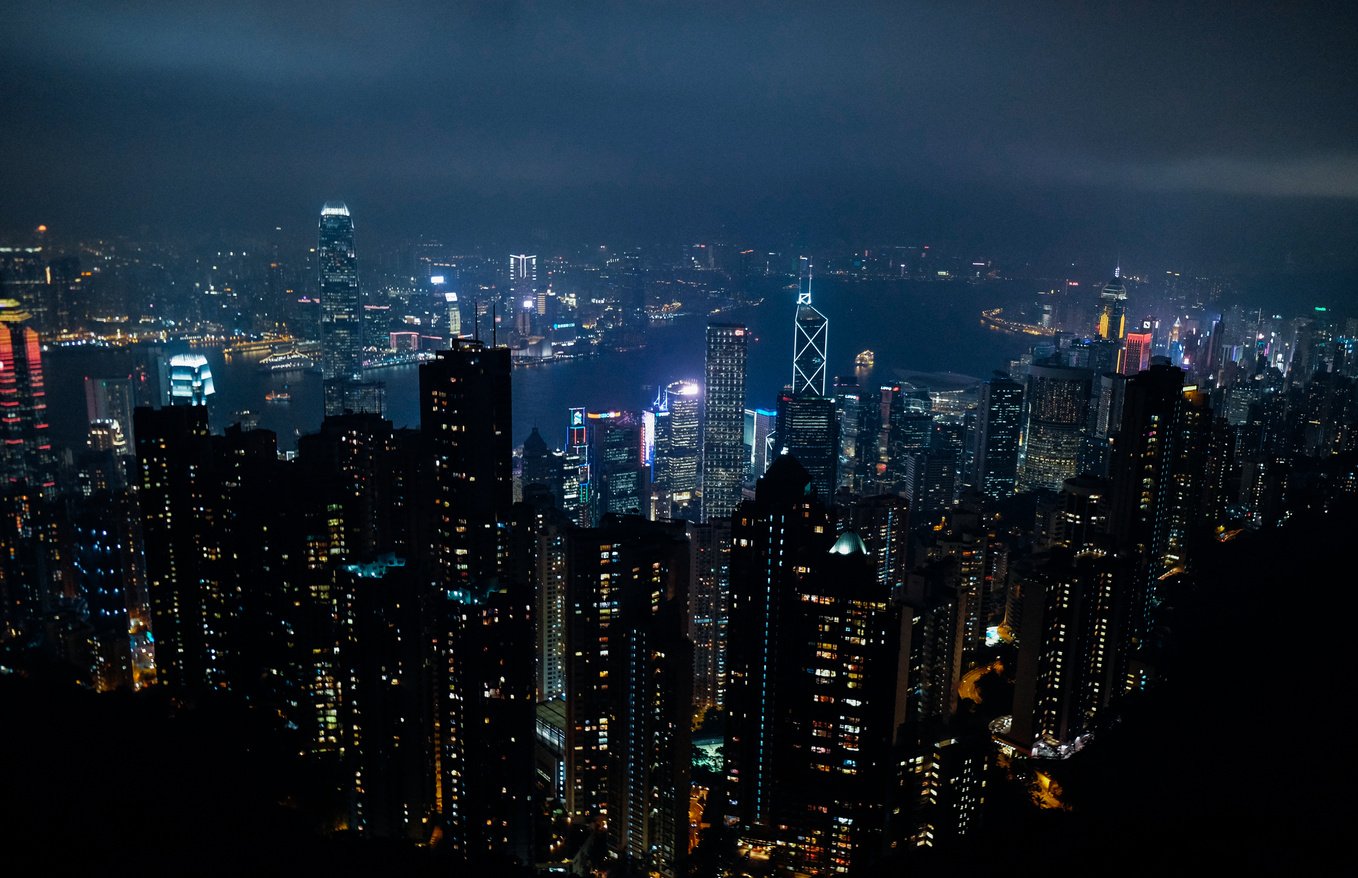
[0,300,54,494]
[777,260,838,496]
[651,380,701,519]
[564,515,693,878]
[775,387,839,501]
[84,377,136,454]
[972,374,1023,500]
[166,354,215,405]
[319,202,361,381]
[725,455,831,830]
[792,257,828,398]
[702,323,748,520]
[1122,331,1153,375]
[419,340,534,862]
[1096,266,1128,341]
[1019,362,1092,493]
[420,339,513,590]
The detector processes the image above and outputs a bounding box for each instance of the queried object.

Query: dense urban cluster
[3,206,1358,877]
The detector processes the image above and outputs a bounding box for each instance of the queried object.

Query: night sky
[4,1,1357,265]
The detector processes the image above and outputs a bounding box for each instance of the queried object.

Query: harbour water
[46,278,1034,452]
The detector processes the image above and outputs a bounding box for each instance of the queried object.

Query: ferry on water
[856,349,875,368]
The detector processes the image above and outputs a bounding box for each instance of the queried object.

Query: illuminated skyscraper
[776,386,839,501]
[702,323,748,520]
[792,256,828,398]
[1019,363,1092,493]
[509,253,538,289]
[972,374,1024,500]
[1096,265,1128,341]
[419,340,535,861]
[0,300,54,494]
[1122,331,1153,375]
[167,354,215,406]
[319,202,361,380]
[651,380,701,519]
[726,457,907,874]
[777,261,838,496]
[420,340,512,591]
[564,516,693,878]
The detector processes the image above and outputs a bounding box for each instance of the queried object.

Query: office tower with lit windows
[1019,362,1092,493]
[505,493,571,702]
[319,202,361,380]
[0,300,55,495]
[972,374,1023,500]
[651,380,701,519]
[886,389,933,485]
[903,449,959,520]
[702,323,748,520]
[586,410,648,522]
[564,515,693,878]
[776,386,839,501]
[792,257,828,398]
[775,259,839,497]
[0,244,49,333]
[834,375,864,490]
[1122,331,1153,376]
[1096,266,1128,341]
[509,253,538,291]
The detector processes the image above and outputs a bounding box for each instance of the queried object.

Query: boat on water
[265,389,292,404]
[258,349,320,373]
[856,349,875,368]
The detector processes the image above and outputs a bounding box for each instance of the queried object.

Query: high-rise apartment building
[564,515,693,878]
[702,323,748,520]
[420,340,513,590]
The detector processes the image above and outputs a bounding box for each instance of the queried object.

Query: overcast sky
[4,1,1356,267]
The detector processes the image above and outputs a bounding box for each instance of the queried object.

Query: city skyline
[2,4,1354,874]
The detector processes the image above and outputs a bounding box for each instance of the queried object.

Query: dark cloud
[3,1,1356,264]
